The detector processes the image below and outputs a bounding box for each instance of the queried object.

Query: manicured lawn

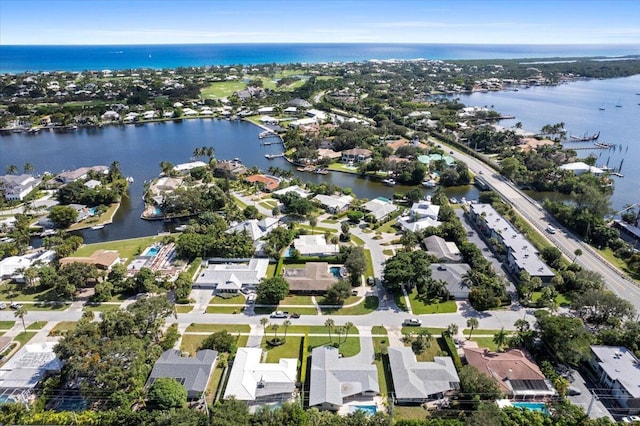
[280,325,358,335]
[206,305,244,314]
[401,327,447,335]
[318,295,359,305]
[296,224,336,234]
[26,321,46,330]
[266,263,277,278]
[24,302,69,311]
[261,335,303,362]
[280,295,314,305]
[50,321,77,334]
[328,163,358,174]
[185,324,251,333]
[308,336,360,358]
[378,220,398,234]
[322,219,339,224]
[13,332,36,347]
[372,325,387,335]
[382,249,394,256]
[392,291,408,311]
[408,290,457,314]
[182,333,247,356]
[0,321,15,329]
[462,328,508,336]
[363,249,374,279]
[470,337,499,352]
[320,296,378,315]
[72,235,160,263]
[209,294,246,305]
[350,235,365,246]
[175,305,193,314]
[68,203,119,231]
[0,283,57,302]
[530,291,572,307]
[373,337,390,396]
[394,405,429,421]
[206,364,225,405]
[200,81,246,99]
[278,307,319,316]
[83,303,121,313]
[403,336,448,362]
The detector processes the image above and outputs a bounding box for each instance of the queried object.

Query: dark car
[290,312,300,319]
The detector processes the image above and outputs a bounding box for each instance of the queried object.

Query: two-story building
[589,346,640,416]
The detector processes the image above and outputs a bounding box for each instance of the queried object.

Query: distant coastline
[2,43,639,73]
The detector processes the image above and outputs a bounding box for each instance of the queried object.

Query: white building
[362,197,397,222]
[312,194,353,213]
[292,235,338,257]
[0,175,41,201]
[173,161,208,174]
[558,162,604,176]
[194,258,269,292]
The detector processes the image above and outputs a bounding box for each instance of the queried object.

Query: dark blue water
[2,43,639,73]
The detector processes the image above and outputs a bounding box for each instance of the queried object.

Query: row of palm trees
[5,163,34,175]
[258,317,356,346]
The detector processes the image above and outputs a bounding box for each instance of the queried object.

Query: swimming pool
[349,405,377,416]
[511,402,549,414]
[144,246,160,257]
[284,247,294,258]
[329,266,342,278]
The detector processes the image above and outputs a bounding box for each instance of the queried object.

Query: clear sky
[1,0,639,45]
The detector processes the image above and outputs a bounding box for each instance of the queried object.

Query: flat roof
[591,346,640,398]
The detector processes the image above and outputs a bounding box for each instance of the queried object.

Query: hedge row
[441,331,463,372]
[299,333,310,385]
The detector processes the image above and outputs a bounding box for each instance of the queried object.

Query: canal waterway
[0,119,476,243]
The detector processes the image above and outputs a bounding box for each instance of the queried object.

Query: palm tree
[160,161,174,176]
[260,317,269,335]
[309,216,317,234]
[324,318,335,343]
[447,323,459,336]
[192,147,203,159]
[514,319,530,333]
[573,248,583,263]
[14,306,27,333]
[344,322,354,344]
[493,327,508,352]
[5,164,18,175]
[271,323,280,341]
[282,319,291,341]
[23,163,34,174]
[466,318,479,340]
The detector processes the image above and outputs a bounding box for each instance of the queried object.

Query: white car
[403,318,422,326]
[546,225,556,234]
[270,311,288,319]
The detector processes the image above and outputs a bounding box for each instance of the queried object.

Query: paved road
[447,146,640,313]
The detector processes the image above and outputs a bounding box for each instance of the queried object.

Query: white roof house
[558,162,604,176]
[388,347,460,404]
[223,347,297,405]
[309,346,379,411]
[194,258,269,291]
[410,202,440,220]
[0,250,56,282]
[312,194,353,213]
[226,218,279,241]
[0,342,63,391]
[362,198,397,222]
[397,216,441,233]
[589,345,640,413]
[292,235,338,257]
[173,161,208,174]
[0,174,41,201]
[272,185,311,199]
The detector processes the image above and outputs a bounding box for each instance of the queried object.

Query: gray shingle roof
[148,349,218,396]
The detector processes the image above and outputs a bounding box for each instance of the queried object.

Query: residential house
[468,204,555,282]
[55,166,108,184]
[194,258,269,292]
[259,115,279,126]
[173,161,208,174]
[214,160,247,179]
[397,216,441,233]
[244,174,281,192]
[341,148,372,164]
[0,174,41,201]
[147,349,218,400]
[100,110,120,121]
[59,250,120,271]
[309,346,379,411]
[313,194,353,214]
[362,197,397,222]
[388,347,460,405]
[463,347,555,400]
[588,346,640,415]
[288,98,312,109]
[291,235,339,257]
[417,154,455,168]
[0,250,56,282]
[0,342,63,392]
[316,148,342,161]
[430,263,471,299]
[224,347,297,406]
[423,235,462,262]
[226,217,279,241]
[84,179,101,190]
[306,109,328,121]
[410,202,440,221]
[558,162,604,176]
[283,262,339,294]
[272,185,311,199]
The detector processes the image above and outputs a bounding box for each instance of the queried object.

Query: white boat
[422,180,436,188]
[175,224,188,232]
[449,197,458,204]
[126,176,134,183]
[425,195,432,203]
[91,224,105,230]
[382,178,396,186]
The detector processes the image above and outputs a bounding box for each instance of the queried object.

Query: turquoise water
[88,207,97,215]
[329,266,342,278]
[349,405,377,415]
[284,247,294,258]
[512,402,549,414]
[144,246,160,257]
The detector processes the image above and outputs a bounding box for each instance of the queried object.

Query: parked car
[290,312,300,319]
[403,318,422,326]
[546,225,557,234]
[247,294,256,303]
[270,311,288,318]
[367,276,374,285]
[0,302,6,310]
[10,302,23,310]
[567,386,581,396]
[351,290,358,296]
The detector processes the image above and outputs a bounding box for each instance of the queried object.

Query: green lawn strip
[232,195,248,210]
[277,325,358,335]
[185,324,251,334]
[408,290,457,314]
[392,291,408,311]
[318,295,359,305]
[378,219,398,235]
[200,81,246,99]
[530,291,572,306]
[25,303,69,311]
[206,364,224,405]
[382,249,394,256]
[181,332,247,356]
[280,295,314,305]
[327,163,358,174]
[50,321,77,334]
[83,304,121,313]
[308,336,360,358]
[0,321,15,329]
[209,295,246,305]
[321,219,339,224]
[279,307,319,316]
[469,336,499,352]
[599,247,640,281]
[403,336,448,362]
[393,405,430,421]
[350,235,365,246]
[363,249,374,278]
[187,258,202,277]
[26,321,46,330]
[266,263,277,278]
[401,327,448,335]
[371,326,387,335]
[0,283,57,302]
[320,296,378,315]
[296,224,336,234]
[13,332,37,347]
[206,305,245,314]
[259,202,273,210]
[261,335,303,363]
[175,305,193,314]
[72,235,161,263]
[373,337,390,397]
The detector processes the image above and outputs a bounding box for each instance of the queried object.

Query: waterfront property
[244,174,281,192]
[430,263,472,300]
[468,203,555,281]
[312,194,354,214]
[422,235,462,262]
[463,347,555,401]
[173,161,208,174]
[223,347,297,407]
[0,174,41,201]
[194,258,269,292]
[362,197,397,222]
[147,349,218,400]
[0,250,56,282]
[558,162,604,176]
[54,166,108,184]
[588,346,640,416]
[397,216,441,233]
[226,218,279,242]
[59,249,120,271]
[282,262,339,294]
[341,148,372,164]
[272,185,311,199]
[214,160,247,179]
[387,347,460,405]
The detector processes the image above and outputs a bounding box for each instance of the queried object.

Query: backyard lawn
[175,305,193,314]
[71,235,161,263]
[402,336,448,362]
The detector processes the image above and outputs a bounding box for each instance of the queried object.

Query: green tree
[210,397,251,426]
[147,378,187,410]
[48,205,79,228]
[200,330,237,353]
[325,280,352,304]
[344,246,366,285]
[493,327,508,352]
[573,248,583,263]
[282,319,291,341]
[466,317,479,340]
[459,365,503,402]
[324,318,335,343]
[260,317,269,335]
[14,305,27,333]
[243,205,259,220]
[256,276,289,305]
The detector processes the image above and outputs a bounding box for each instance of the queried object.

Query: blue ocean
[1,43,639,73]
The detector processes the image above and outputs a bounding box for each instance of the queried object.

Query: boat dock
[265,153,285,159]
